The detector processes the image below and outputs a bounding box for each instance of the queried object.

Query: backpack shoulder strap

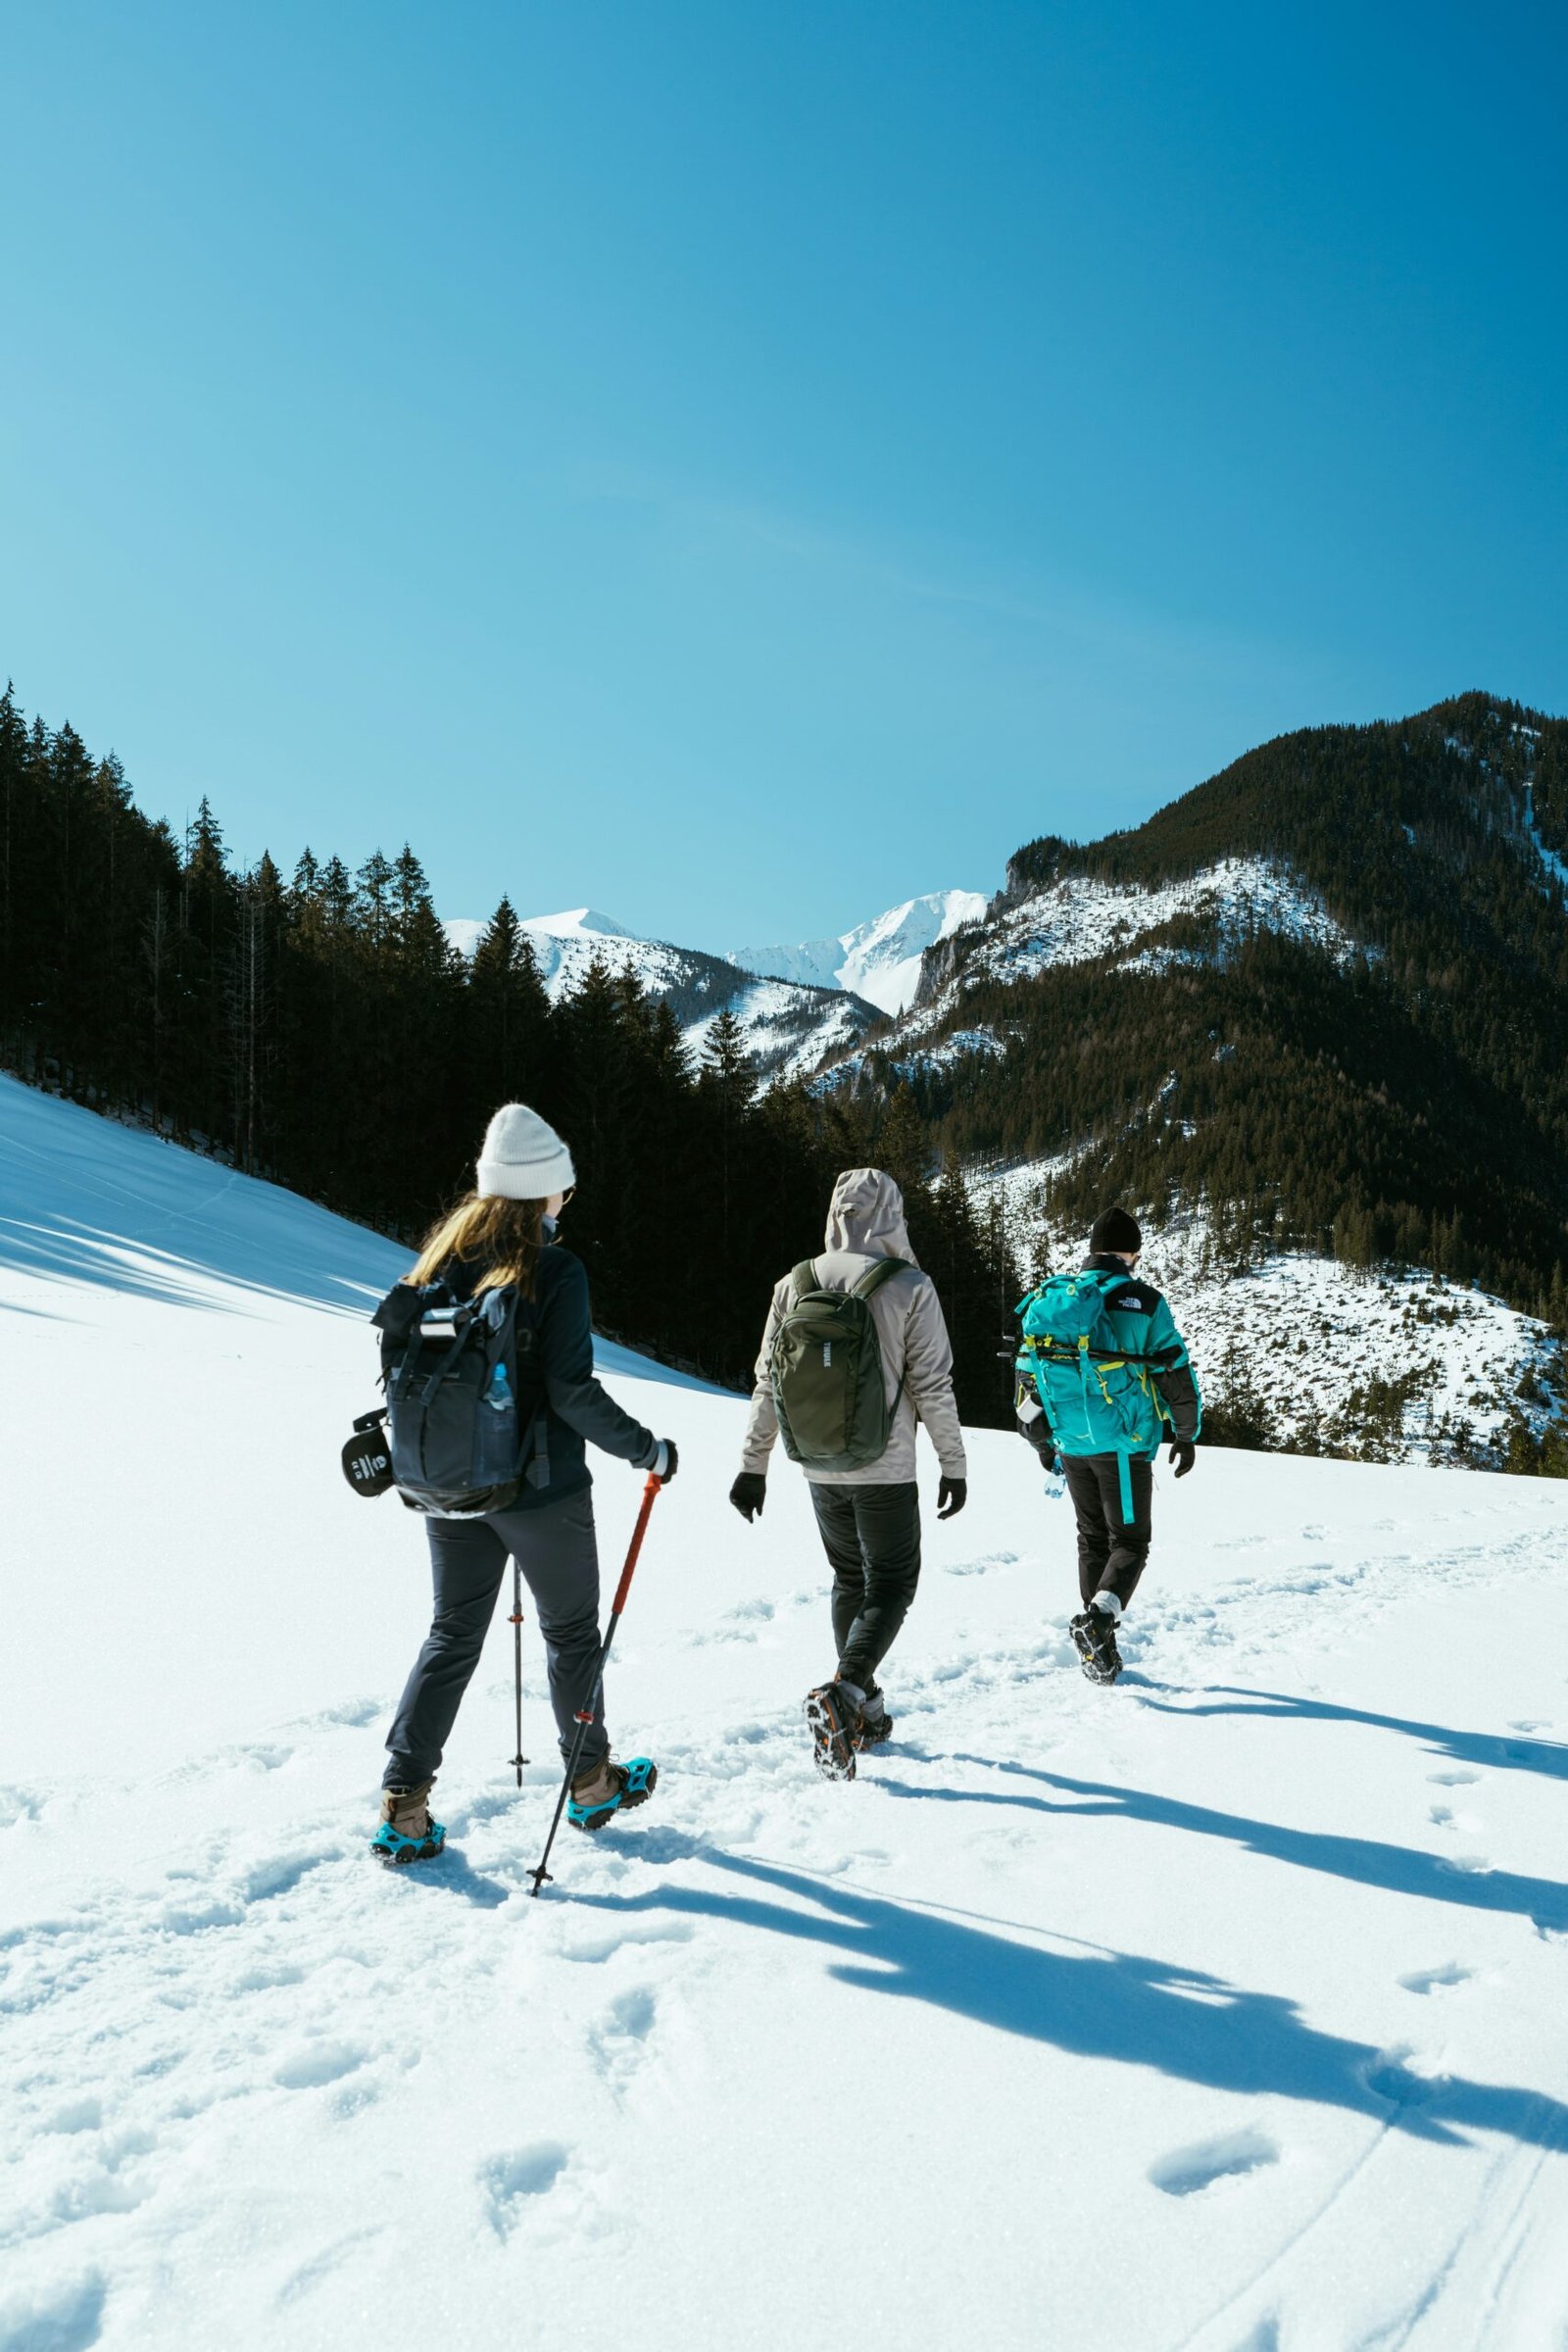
[849,1256,909,1301]
[789,1258,820,1301]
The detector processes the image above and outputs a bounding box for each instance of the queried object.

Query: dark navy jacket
[449,1244,655,1512]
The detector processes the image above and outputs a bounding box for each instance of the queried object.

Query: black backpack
[360,1279,545,1517]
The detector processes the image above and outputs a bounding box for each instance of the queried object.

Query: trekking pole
[509,1560,528,1785]
[528,1472,663,1897]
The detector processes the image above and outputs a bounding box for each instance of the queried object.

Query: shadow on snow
[1135,1685,1568,1786]
[572,1850,1568,2151]
[895,1757,1568,1935]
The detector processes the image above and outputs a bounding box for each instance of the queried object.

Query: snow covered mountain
[819,698,1568,1380]
[441,906,884,1086]
[442,906,634,966]
[7,1076,1568,2349]
[439,891,992,1075]
[731,887,988,1016]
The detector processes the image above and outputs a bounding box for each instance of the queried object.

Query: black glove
[729,1471,766,1522]
[642,1438,679,1483]
[1168,1440,1196,1478]
[1018,1419,1056,1470]
[937,1476,967,1520]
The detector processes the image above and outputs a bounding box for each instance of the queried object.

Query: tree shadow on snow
[904,1759,1568,1935]
[1134,1686,1568,1785]
[570,1850,1568,2150]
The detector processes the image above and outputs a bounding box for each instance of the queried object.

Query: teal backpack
[1015,1269,1168,1458]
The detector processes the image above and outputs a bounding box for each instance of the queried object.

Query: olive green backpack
[769,1257,909,1474]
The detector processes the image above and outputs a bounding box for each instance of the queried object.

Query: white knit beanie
[475,1103,576,1200]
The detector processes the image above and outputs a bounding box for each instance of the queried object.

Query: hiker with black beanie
[1013,1206,1200,1685]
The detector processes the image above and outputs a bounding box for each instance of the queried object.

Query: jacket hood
[823,1167,920,1267]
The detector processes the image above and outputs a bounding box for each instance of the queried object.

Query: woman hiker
[373,1103,678,1863]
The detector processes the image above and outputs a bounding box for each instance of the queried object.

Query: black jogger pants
[382,1487,608,1790]
[1062,1452,1153,1609]
[808,1479,922,1691]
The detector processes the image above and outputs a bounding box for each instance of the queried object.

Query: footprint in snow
[560,1920,694,1965]
[273,2039,370,2091]
[590,1986,659,2088]
[480,2142,570,2238]
[1397,1962,1475,1996]
[691,1596,779,1644]
[1362,2047,1438,2106]
[0,2270,108,2352]
[43,2097,104,2134]
[298,1696,384,1730]
[1148,2127,1279,2197]
[1428,1769,1482,1787]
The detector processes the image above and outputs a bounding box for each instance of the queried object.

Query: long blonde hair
[410,1193,549,1297]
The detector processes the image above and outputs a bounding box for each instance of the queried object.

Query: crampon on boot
[805,1681,864,1781]
[566,1755,659,1835]
[1070,1606,1123,1687]
[371,1781,447,1866]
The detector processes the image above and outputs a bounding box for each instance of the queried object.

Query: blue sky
[1,1,1563,953]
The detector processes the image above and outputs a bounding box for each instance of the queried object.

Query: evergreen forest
[0,685,1018,1421]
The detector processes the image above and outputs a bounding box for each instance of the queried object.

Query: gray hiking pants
[383,1488,608,1789]
[809,1479,922,1692]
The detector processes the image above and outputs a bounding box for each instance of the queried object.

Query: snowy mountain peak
[519,906,634,940]
[732,888,987,1016]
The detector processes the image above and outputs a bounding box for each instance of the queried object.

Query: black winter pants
[383,1488,608,1789]
[808,1480,922,1690]
[1062,1453,1153,1609]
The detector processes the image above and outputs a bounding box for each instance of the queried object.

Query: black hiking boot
[805,1681,864,1781]
[1070,1607,1123,1687]
[857,1686,895,1748]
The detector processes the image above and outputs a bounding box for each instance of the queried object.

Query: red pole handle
[611,1472,662,1614]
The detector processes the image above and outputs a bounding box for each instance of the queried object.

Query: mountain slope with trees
[834,696,1568,1337]
[0,685,1015,1416]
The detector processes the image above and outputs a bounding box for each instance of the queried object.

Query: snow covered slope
[440,908,883,1085]
[876,855,1372,1052]
[732,887,988,1016]
[6,1082,1568,2351]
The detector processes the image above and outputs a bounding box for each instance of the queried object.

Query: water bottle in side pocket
[474,1357,518,1484]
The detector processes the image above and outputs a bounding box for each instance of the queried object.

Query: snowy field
[5,1078,1568,2350]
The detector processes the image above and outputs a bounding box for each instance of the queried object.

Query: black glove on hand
[1168,1440,1196,1478]
[937,1476,968,1520]
[729,1471,766,1522]
[645,1438,678,1483]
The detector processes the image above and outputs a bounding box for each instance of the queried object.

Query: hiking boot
[566,1754,659,1834]
[805,1681,864,1781]
[371,1780,447,1865]
[857,1688,895,1748]
[1070,1607,1123,1687]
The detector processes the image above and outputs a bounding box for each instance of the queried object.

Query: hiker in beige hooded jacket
[730,1168,967,1771]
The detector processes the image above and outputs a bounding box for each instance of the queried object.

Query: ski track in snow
[6,1076,1568,2349]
